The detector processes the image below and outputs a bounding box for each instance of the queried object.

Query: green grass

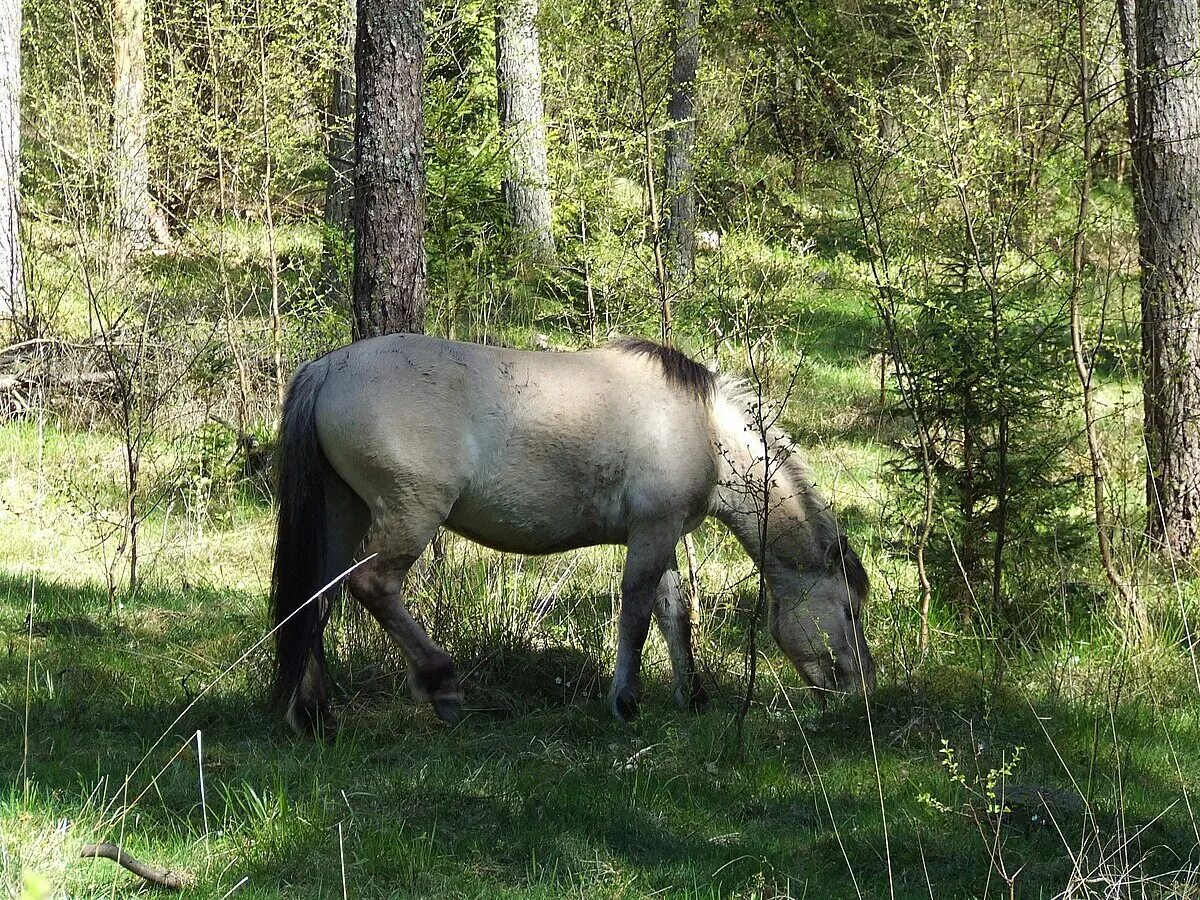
[4,221,1200,898]
[4,559,1199,898]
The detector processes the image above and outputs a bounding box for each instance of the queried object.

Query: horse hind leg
[348,512,463,724]
[653,568,708,710]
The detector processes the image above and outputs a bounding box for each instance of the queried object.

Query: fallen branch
[0,371,117,390]
[80,842,188,891]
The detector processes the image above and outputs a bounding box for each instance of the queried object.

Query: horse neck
[709,391,829,573]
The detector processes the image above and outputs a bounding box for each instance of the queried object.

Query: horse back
[312,334,718,553]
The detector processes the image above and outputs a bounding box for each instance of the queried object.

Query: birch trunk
[0,0,21,328]
[496,0,554,261]
[663,0,697,278]
[113,0,152,249]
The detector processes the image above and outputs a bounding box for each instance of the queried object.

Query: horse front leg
[653,568,708,710]
[612,525,679,721]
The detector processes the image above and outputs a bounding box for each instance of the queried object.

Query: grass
[4,559,1200,898]
[4,222,1200,898]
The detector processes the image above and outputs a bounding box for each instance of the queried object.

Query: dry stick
[1067,0,1146,638]
[734,353,771,752]
[681,534,702,622]
[338,821,348,900]
[196,729,209,838]
[729,340,800,751]
[564,110,598,345]
[257,4,285,407]
[218,876,251,899]
[21,542,35,804]
[80,842,187,891]
[566,112,595,348]
[621,0,671,344]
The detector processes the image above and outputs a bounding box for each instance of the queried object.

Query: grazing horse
[270,335,875,735]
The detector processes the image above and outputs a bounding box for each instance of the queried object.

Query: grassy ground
[4,227,1200,898]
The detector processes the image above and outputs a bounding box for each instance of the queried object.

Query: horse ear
[823,535,842,570]
[824,534,852,570]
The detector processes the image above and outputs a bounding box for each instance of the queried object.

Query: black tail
[270,358,332,714]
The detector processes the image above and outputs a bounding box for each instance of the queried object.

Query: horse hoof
[432,698,462,725]
[288,700,337,741]
[315,716,338,743]
[613,689,640,722]
[674,680,709,710]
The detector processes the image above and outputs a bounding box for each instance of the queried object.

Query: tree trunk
[663,0,698,279]
[495,0,554,261]
[113,0,153,250]
[0,0,22,331]
[322,0,355,303]
[1132,0,1200,560]
[353,0,427,338]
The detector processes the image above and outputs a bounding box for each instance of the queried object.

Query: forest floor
[3,225,1200,898]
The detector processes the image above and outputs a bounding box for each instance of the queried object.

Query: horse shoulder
[619,400,718,525]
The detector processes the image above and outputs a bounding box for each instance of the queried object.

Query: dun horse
[270,335,875,734]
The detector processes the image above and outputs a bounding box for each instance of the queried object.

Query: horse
[269,334,875,735]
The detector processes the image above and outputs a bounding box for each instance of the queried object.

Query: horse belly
[445,487,626,555]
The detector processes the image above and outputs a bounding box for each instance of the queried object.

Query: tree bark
[0,0,22,330]
[495,0,555,262]
[353,0,427,338]
[663,0,698,279]
[113,0,153,250]
[1132,0,1200,560]
[322,0,355,303]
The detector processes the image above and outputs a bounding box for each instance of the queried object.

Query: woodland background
[1,0,1200,895]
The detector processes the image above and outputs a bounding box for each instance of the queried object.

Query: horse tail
[270,356,332,714]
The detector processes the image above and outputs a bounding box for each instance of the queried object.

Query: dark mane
[611,337,716,400]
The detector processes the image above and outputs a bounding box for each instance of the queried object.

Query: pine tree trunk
[352,0,427,338]
[0,0,22,330]
[663,0,697,278]
[1133,0,1200,560]
[322,0,355,303]
[495,0,554,261]
[113,0,152,249]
